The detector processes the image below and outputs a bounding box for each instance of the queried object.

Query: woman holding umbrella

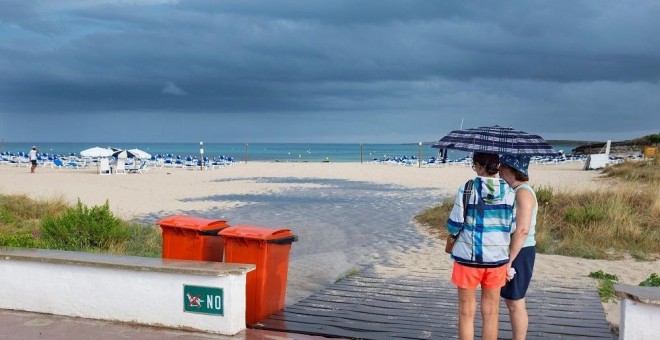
[435,125,555,339]
[498,154,537,340]
[446,152,516,340]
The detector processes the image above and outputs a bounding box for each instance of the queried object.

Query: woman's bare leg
[505,298,528,340]
[458,287,477,340]
[481,288,501,340]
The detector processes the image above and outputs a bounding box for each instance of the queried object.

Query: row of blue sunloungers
[370,153,632,167]
[0,152,237,170]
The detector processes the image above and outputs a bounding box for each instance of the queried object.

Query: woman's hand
[506,263,516,281]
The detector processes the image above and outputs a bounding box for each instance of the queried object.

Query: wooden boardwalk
[253,268,614,339]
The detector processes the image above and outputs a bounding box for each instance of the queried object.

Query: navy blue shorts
[501,246,535,300]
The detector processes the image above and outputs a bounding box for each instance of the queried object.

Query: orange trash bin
[219,225,298,325]
[157,215,230,262]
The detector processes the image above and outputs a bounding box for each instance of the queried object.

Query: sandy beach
[0,161,656,328]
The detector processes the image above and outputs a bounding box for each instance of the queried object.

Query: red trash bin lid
[156,215,229,232]
[219,225,297,244]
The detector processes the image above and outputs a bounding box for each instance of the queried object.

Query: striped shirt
[446,176,516,266]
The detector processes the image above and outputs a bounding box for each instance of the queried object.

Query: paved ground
[0,309,334,340]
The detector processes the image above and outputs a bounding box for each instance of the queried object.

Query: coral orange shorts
[451,262,507,289]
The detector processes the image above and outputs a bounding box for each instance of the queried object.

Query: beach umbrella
[432,125,558,156]
[112,149,139,159]
[80,146,113,158]
[127,148,151,159]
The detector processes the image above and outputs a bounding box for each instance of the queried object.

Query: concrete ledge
[0,247,255,335]
[614,284,660,305]
[0,247,253,276]
[615,284,660,340]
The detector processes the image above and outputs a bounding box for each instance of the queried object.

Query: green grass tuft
[589,270,618,302]
[335,267,361,283]
[639,273,660,287]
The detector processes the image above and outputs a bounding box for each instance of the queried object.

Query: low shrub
[40,199,130,251]
[0,208,17,225]
[0,232,46,248]
[639,273,660,287]
[0,194,162,257]
[588,270,619,281]
[107,223,162,258]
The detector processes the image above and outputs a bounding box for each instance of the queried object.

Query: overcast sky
[1,0,658,143]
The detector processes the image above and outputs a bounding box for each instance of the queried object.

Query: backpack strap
[462,179,475,223]
[452,179,474,239]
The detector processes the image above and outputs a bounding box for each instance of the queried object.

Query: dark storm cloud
[0,0,658,142]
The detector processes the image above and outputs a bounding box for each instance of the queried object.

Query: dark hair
[472,152,500,176]
[501,163,529,181]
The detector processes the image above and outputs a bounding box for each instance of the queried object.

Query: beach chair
[137,161,150,174]
[126,161,149,174]
[115,158,127,174]
[126,164,139,173]
[99,158,111,175]
[52,159,65,169]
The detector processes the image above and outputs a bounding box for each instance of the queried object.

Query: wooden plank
[252,270,613,340]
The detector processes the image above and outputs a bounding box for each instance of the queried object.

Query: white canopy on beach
[80,146,113,158]
[127,148,151,159]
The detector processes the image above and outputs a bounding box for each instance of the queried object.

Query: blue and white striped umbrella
[432,125,558,156]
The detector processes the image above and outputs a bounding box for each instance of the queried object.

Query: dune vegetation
[0,195,161,257]
[415,157,660,260]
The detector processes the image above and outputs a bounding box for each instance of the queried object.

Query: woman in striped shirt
[447,152,516,340]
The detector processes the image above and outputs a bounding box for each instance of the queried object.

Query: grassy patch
[335,267,361,283]
[603,157,659,184]
[589,270,618,302]
[0,194,161,258]
[588,270,619,281]
[416,159,660,260]
[535,187,659,259]
[414,199,454,238]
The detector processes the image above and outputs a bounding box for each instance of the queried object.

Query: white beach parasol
[80,146,113,158]
[127,148,151,159]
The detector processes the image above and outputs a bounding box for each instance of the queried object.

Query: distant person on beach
[29,146,38,173]
[447,152,515,340]
[498,154,537,340]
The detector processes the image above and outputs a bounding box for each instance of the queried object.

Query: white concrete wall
[0,260,247,335]
[620,299,660,340]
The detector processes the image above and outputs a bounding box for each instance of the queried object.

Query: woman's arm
[446,186,467,236]
[509,189,534,263]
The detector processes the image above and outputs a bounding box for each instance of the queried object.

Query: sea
[0,142,580,163]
